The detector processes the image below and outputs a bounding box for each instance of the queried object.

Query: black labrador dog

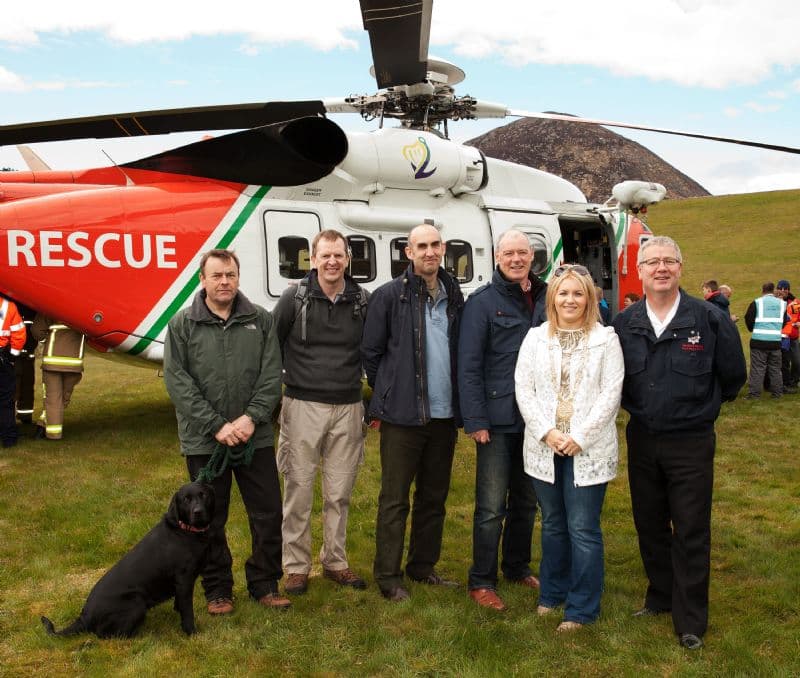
[41,481,214,638]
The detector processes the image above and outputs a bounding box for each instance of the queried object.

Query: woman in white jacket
[515,264,624,631]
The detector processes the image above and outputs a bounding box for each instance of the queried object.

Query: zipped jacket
[164,290,282,456]
[612,290,746,434]
[783,296,800,340]
[362,263,464,427]
[273,270,368,404]
[458,267,547,434]
[31,315,84,373]
[0,297,26,356]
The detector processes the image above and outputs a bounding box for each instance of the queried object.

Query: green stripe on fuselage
[129,185,270,356]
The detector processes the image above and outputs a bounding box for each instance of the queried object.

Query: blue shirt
[425,284,453,418]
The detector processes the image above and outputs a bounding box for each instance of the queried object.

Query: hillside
[467,115,710,203]
[645,188,800,312]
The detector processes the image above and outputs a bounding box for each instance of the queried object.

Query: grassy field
[1,190,800,676]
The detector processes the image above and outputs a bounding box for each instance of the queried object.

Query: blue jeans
[469,432,538,590]
[532,456,607,624]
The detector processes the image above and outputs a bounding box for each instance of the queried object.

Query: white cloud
[744,101,781,114]
[767,90,787,99]
[0,66,27,91]
[0,66,118,93]
[2,1,799,87]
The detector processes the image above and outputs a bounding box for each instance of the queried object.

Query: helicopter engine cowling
[339,128,487,196]
[612,180,666,210]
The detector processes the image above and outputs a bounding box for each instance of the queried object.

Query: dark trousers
[187,446,283,601]
[469,432,538,590]
[373,419,457,592]
[781,339,800,387]
[14,355,35,420]
[0,359,17,445]
[626,419,715,637]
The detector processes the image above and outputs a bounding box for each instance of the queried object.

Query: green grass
[2,190,800,676]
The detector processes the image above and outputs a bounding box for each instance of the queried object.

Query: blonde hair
[545,267,600,335]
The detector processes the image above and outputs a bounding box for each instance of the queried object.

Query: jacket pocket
[670,354,713,401]
[486,382,517,426]
[491,316,525,354]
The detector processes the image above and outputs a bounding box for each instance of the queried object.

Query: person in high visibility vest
[744,282,786,399]
[1,295,27,447]
[31,315,85,440]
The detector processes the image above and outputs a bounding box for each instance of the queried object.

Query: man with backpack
[273,229,370,595]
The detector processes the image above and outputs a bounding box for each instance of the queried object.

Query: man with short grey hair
[458,229,546,611]
[613,235,746,650]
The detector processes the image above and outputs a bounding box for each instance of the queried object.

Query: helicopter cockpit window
[444,240,473,283]
[278,236,310,279]
[347,236,376,283]
[525,233,551,277]
[390,238,409,278]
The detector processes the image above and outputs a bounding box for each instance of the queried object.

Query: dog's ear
[164,487,183,528]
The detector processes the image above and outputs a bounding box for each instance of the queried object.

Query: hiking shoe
[323,567,367,589]
[285,573,309,595]
[257,592,291,610]
[207,597,234,615]
[409,570,459,587]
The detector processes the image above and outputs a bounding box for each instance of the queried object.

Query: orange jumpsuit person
[1,296,27,447]
[32,315,85,441]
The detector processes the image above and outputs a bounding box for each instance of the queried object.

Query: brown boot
[285,573,309,595]
[207,597,234,615]
[257,592,291,610]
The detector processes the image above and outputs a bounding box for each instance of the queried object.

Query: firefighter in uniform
[1,295,27,447]
[32,315,85,440]
[14,303,38,424]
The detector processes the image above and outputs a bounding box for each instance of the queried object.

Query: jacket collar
[188,289,257,323]
[492,266,546,297]
[629,289,695,333]
[400,263,457,302]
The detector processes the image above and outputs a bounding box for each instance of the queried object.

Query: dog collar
[178,520,209,533]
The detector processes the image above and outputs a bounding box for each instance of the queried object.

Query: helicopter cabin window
[278,236,311,279]
[444,240,473,283]
[525,233,551,277]
[347,235,376,282]
[390,238,409,278]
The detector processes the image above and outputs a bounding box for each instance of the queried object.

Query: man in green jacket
[164,248,287,614]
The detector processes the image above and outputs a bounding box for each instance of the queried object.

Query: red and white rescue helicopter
[1,0,798,365]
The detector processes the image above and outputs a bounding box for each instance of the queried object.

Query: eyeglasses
[552,264,590,278]
[639,257,681,269]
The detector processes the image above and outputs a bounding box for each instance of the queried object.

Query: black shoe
[783,386,798,394]
[632,606,669,617]
[381,586,410,602]
[34,426,46,440]
[410,571,459,588]
[679,633,704,650]
[2,438,17,448]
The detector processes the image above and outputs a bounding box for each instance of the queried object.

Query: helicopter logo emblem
[402,137,437,179]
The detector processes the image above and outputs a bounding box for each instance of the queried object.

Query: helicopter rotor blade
[509,110,800,155]
[360,0,432,88]
[0,101,326,146]
[121,116,348,186]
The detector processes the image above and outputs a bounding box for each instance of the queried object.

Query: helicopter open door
[557,211,618,314]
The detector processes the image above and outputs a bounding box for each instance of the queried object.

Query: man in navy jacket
[362,224,464,602]
[458,229,546,611]
[613,236,746,650]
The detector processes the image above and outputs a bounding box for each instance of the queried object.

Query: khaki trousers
[39,370,82,439]
[277,396,364,574]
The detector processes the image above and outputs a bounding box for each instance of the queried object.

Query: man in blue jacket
[613,236,746,651]
[458,229,546,611]
[362,224,464,602]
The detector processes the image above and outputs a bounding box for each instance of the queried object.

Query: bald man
[362,224,465,602]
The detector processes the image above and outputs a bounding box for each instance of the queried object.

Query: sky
[1,0,799,196]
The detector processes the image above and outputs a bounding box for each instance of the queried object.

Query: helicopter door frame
[263,209,321,298]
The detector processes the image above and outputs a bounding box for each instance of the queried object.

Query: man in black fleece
[273,229,369,595]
